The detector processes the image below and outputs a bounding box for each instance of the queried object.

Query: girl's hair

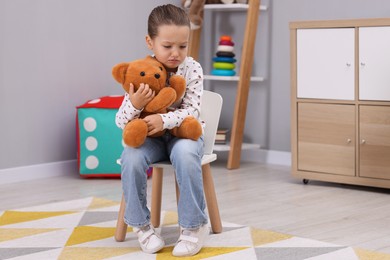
[148,4,190,39]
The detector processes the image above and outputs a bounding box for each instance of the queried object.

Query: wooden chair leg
[151,167,163,228]
[202,163,222,234]
[115,194,128,242]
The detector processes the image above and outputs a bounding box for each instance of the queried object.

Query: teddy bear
[181,0,206,30]
[112,56,202,147]
[182,0,239,30]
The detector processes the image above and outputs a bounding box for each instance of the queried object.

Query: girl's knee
[122,147,146,162]
[171,143,202,177]
[171,139,202,160]
[121,147,149,172]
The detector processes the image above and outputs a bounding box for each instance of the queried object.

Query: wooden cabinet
[359,26,390,101]
[297,28,355,100]
[298,103,355,176]
[359,105,390,180]
[290,19,390,188]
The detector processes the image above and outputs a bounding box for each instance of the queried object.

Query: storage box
[76,96,124,177]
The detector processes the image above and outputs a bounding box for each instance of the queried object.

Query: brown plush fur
[181,0,232,29]
[112,56,202,147]
[181,0,205,29]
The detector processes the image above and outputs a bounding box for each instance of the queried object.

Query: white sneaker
[172,224,209,257]
[134,224,165,254]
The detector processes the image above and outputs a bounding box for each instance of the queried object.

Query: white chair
[115,90,223,242]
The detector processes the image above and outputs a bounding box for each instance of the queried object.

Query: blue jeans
[120,132,208,229]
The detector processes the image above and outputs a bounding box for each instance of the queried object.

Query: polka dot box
[76,96,124,177]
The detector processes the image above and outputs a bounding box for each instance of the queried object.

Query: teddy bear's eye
[140,71,145,76]
[159,67,163,71]
[155,74,160,79]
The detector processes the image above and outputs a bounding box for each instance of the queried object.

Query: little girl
[115,4,209,257]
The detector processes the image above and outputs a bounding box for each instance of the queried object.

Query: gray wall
[0,0,176,169]
[1,0,390,170]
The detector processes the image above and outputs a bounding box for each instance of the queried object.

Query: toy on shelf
[211,35,237,76]
[181,0,241,30]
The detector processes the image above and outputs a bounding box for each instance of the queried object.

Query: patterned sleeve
[115,93,143,130]
[160,58,204,130]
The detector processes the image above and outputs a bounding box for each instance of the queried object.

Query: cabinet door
[298,103,355,176]
[360,105,390,180]
[359,27,390,101]
[297,28,355,100]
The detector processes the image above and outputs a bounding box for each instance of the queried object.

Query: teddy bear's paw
[171,116,202,140]
[169,76,186,102]
[144,88,177,113]
[123,119,148,148]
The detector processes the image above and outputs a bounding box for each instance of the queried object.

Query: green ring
[213,62,235,70]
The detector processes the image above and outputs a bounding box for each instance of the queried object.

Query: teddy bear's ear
[112,63,129,84]
[145,55,156,63]
[145,56,165,72]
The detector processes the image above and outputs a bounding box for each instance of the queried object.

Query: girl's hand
[129,83,155,109]
[143,114,163,136]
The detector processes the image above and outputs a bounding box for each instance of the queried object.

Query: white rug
[0,197,389,259]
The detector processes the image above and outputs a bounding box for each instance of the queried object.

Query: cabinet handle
[360,62,366,66]
[346,63,351,67]
[361,139,366,144]
[347,138,351,144]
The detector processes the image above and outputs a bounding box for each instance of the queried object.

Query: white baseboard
[0,150,290,185]
[0,160,77,185]
[216,149,291,166]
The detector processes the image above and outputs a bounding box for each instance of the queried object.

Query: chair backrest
[201,90,223,155]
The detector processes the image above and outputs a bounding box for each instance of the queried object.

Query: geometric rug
[1,197,389,260]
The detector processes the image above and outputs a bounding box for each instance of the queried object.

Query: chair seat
[152,153,217,168]
[117,153,217,169]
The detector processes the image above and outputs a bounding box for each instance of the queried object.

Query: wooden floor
[1,160,390,254]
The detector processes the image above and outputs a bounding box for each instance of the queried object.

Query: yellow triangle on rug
[355,248,390,260]
[251,227,292,246]
[87,197,120,210]
[0,228,60,242]
[66,226,118,246]
[58,247,138,260]
[162,211,178,226]
[0,211,75,226]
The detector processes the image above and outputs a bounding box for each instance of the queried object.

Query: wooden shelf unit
[214,142,261,152]
[203,3,268,11]
[189,0,264,169]
[204,75,265,82]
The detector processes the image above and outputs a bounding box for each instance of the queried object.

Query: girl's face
[146,24,190,72]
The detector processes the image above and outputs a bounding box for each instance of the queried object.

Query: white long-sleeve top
[115,56,204,131]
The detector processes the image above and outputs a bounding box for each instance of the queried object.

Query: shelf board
[204,3,268,11]
[213,142,260,152]
[204,74,265,82]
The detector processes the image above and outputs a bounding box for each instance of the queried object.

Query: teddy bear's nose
[154,73,160,79]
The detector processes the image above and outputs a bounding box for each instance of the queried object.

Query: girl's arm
[115,93,143,130]
[160,63,203,130]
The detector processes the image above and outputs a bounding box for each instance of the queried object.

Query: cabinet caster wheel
[303,179,309,184]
